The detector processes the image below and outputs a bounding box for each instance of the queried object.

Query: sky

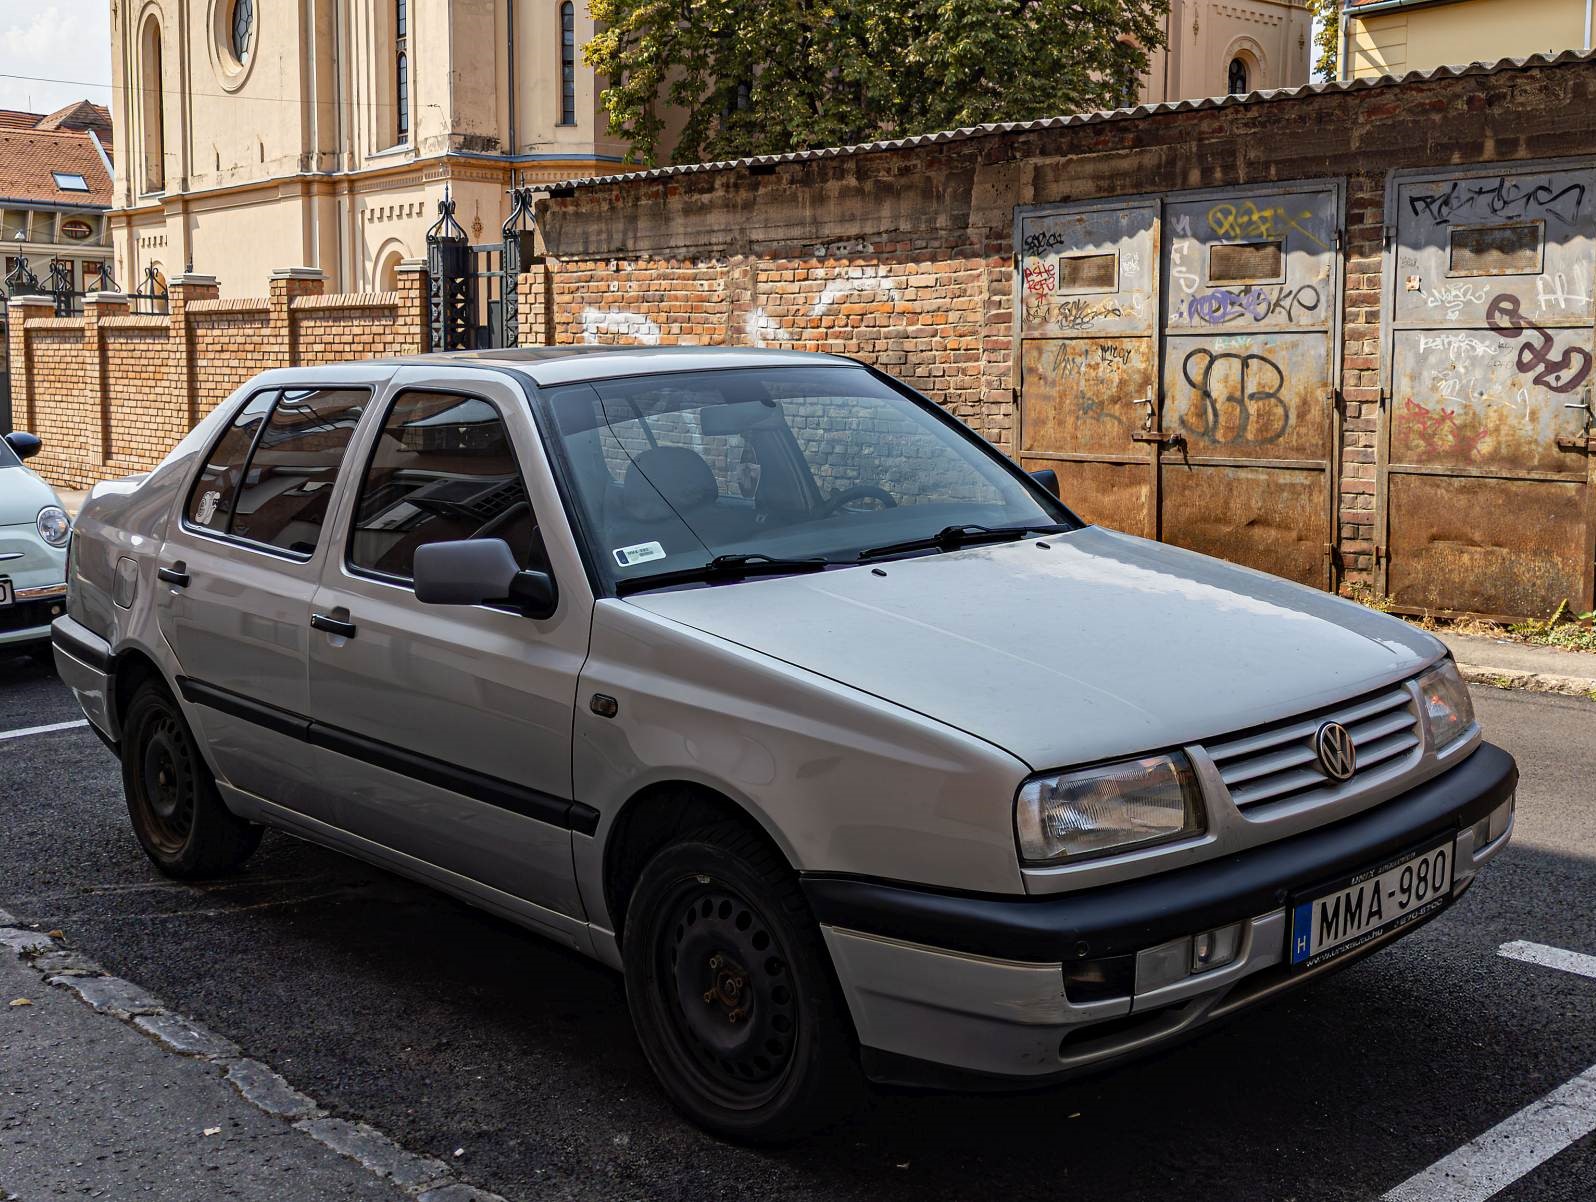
[0,2,112,116]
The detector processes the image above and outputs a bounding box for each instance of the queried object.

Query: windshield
[0,438,18,469]
[543,365,1072,590]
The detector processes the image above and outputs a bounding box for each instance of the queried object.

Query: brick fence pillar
[395,259,429,352]
[268,267,327,366]
[517,259,553,346]
[5,294,57,432]
[81,291,131,467]
[167,274,219,428]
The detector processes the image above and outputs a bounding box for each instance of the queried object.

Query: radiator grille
[1204,684,1421,811]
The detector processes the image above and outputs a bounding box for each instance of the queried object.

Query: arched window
[140,17,166,192]
[230,0,253,64]
[395,0,410,144]
[1228,57,1250,95]
[559,2,576,126]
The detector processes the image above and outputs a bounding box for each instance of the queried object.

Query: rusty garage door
[1017,183,1342,586]
[1383,162,1596,618]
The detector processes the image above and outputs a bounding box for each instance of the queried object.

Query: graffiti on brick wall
[1408,176,1587,227]
[1179,348,1290,445]
[581,307,662,345]
[744,309,789,347]
[809,266,903,315]
[1485,293,1593,394]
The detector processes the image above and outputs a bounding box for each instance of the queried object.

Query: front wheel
[121,682,262,878]
[622,821,862,1143]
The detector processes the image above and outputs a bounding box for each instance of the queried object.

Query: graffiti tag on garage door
[1485,293,1594,394]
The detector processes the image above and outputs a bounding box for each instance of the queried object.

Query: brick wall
[526,54,1596,602]
[7,264,428,488]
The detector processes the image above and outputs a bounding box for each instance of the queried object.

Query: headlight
[36,505,70,547]
[1418,658,1474,751]
[1016,752,1204,864]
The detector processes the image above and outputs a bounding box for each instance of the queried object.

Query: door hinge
[1373,545,1387,565]
[1333,228,1344,254]
[1383,224,1396,251]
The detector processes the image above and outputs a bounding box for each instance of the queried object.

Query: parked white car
[53,349,1517,1142]
[1,430,70,660]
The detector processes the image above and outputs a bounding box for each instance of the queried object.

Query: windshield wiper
[615,553,831,595]
[857,523,1070,562]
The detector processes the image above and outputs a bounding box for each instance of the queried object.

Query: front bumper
[805,742,1517,1088]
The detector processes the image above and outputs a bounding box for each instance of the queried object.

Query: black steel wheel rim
[652,877,799,1109]
[137,711,195,853]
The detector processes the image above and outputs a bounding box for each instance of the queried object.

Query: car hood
[626,526,1446,770]
[0,466,61,528]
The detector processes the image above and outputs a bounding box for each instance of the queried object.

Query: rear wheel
[121,682,261,878]
[622,821,862,1143]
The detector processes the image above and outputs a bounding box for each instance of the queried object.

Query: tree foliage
[1304,0,1339,82]
[584,1,1171,165]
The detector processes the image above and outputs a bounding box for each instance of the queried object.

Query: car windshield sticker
[614,540,667,568]
[195,490,222,526]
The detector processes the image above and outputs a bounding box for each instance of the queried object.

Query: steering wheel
[817,485,898,518]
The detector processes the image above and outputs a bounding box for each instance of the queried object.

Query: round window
[230,0,253,65]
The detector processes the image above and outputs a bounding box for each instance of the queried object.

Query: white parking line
[1381,940,1596,1202]
[0,719,89,742]
[1498,939,1596,981]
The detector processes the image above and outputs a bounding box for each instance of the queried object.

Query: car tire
[121,681,262,879]
[622,820,862,1144]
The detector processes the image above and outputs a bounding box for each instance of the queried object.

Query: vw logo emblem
[1315,721,1357,782]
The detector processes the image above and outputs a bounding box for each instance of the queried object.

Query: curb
[1,921,508,1202]
[1454,661,1596,699]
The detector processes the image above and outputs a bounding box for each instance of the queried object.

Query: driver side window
[346,389,545,581]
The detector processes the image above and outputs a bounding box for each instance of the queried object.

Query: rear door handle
[157,565,190,588]
[310,612,357,638]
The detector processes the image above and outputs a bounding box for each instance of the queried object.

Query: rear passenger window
[347,390,544,582]
[185,390,276,532]
[187,387,368,555]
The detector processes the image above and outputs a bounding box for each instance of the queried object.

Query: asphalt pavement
[1,650,1593,1201]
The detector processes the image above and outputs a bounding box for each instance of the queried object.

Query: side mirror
[1029,468,1060,499]
[4,432,42,460]
[412,538,558,620]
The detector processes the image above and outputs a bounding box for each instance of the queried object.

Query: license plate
[1289,838,1453,970]
[0,579,12,607]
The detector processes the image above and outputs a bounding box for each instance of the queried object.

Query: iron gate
[1016,182,1343,588]
[1381,161,1596,619]
[427,189,537,352]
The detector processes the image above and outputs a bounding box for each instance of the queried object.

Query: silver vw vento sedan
[53,348,1516,1141]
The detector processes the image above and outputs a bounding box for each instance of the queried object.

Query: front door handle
[157,564,190,588]
[310,612,357,638]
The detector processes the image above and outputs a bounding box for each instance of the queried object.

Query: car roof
[372,346,860,388]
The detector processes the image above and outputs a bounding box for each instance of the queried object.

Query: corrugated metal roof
[545,48,1596,193]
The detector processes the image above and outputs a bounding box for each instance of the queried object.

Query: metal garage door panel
[1386,474,1588,617]
[1390,327,1592,474]
[1024,457,1152,539]
[1164,190,1337,336]
[1394,169,1596,328]
[1018,206,1157,339]
[1161,464,1329,586]
[1163,331,1333,461]
[1020,337,1156,459]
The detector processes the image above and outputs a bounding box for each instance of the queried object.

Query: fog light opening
[1192,923,1242,973]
